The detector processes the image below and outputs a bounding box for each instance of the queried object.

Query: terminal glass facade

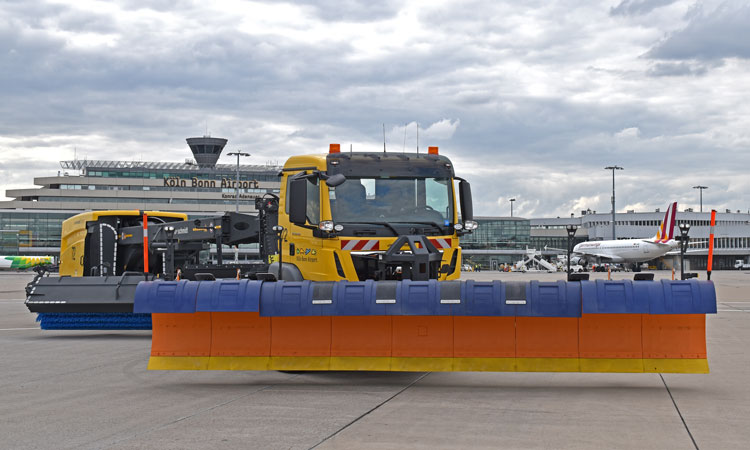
[460,218,530,250]
[459,218,531,269]
[0,212,70,253]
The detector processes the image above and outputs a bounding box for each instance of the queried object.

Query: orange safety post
[236,268,241,280]
[707,210,716,280]
[607,266,611,280]
[672,268,675,280]
[142,213,149,273]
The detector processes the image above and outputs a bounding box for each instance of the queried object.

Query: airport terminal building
[2,140,750,271]
[0,137,281,255]
[530,209,750,271]
[461,209,750,271]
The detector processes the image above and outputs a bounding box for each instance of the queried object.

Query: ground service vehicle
[27,145,717,374]
[25,145,474,328]
[273,144,474,282]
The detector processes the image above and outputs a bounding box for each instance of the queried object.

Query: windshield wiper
[338,221,399,236]
[393,221,445,230]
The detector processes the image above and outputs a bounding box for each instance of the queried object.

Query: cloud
[423,119,460,140]
[285,0,402,22]
[646,2,750,62]
[614,127,641,139]
[610,0,678,17]
[0,1,748,218]
[645,60,722,76]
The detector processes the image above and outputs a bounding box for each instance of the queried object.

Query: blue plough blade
[36,313,152,330]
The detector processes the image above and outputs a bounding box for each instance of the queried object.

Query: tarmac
[1,270,748,450]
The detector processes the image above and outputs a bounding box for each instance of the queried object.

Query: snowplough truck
[27,145,717,373]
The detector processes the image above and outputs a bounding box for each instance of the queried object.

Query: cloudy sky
[1,0,748,217]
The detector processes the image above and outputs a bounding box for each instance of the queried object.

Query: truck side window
[306,179,320,225]
[285,176,319,225]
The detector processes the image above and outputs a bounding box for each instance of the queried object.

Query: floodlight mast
[605,166,624,240]
[692,185,708,212]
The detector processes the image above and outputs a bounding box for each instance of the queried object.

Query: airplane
[551,202,699,269]
[0,255,54,271]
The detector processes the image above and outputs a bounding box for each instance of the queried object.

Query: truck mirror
[459,180,473,221]
[325,173,346,187]
[288,178,308,225]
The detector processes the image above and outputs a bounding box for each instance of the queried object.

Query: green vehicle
[0,255,54,270]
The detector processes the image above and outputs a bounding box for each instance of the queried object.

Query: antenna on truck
[383,123,386,153]
[416,123,419,154]
[403,122,407,153]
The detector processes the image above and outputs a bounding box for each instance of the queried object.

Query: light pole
[227,151,251,212]
[604,166,623,240]
[509,198,516,217]
[679,222,691,280]
[566,224,578,281]
[227,151,250,263]
[692,185,708,212]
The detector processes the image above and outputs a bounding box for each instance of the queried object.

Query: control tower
[186,136,228,168]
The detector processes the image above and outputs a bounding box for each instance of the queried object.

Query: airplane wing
[572,251,624,263]
[543,246,568,253]
[665,248,709,256]
[642,239,678,248]
[663,240,709,255]
[589,255,624,263]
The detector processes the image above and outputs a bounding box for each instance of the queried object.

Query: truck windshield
[330,177,453,225]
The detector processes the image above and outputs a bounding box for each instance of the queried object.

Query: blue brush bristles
[36,313,152,330]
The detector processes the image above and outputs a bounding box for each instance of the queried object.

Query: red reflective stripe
[341,239,380,251]
[429,238,450,249]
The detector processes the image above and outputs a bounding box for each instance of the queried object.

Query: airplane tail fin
[653,202,677,242]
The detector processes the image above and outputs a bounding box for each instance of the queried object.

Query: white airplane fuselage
[572,239,679,264]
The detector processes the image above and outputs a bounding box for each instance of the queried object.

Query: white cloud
[615,127,641,139]
[423,119,460,140]
[0,0,749,217]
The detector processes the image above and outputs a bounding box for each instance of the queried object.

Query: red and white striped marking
[340,238,452,251]
[429,238,451,249]
[341,239,381,251]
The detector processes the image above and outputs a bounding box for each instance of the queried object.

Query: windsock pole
[143,213,149,274]
[707,209,716,280]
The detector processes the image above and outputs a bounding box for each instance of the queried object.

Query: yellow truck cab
[274,144,476,281]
